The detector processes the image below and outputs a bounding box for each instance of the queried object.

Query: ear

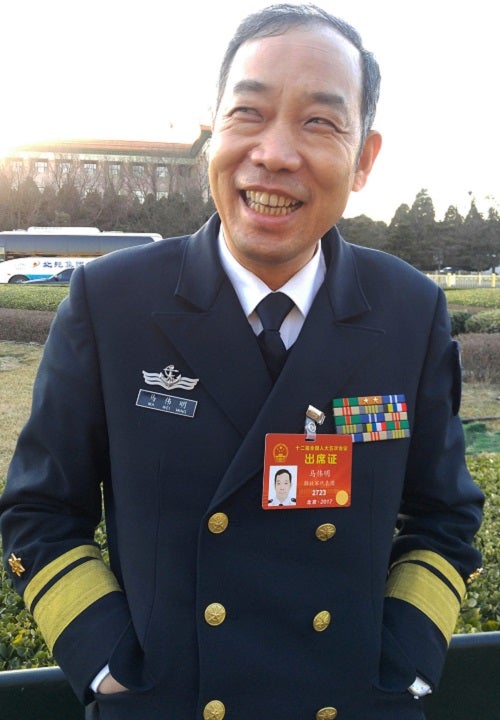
[352,130,382,192]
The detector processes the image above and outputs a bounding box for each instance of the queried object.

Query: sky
[1,0,498,223]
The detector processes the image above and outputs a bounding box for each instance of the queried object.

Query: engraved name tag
[136,389,197,418]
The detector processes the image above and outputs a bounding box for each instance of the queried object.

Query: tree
[338,214,388,250]
[37,186,58,226]
[436,205,464,270]
[386,203,415,265]
[385,190,438,269]
[482,206,500,273]
[408,189,436,269]
[0,171,15,229]
[11,178,43,229]
[462,200,486,271]
[55,182,83,226]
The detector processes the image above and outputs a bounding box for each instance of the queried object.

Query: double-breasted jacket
[1,214,483,720]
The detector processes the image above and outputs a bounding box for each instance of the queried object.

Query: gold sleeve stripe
[385,562,460,642]
[32,558,122,651]
[24,544,102,609]
[389,550,466,600]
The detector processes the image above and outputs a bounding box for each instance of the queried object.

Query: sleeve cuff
[91,664,110,693]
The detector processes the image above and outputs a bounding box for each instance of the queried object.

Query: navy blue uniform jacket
[1,214,483,720]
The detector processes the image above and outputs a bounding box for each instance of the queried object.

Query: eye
[229,106,262,121]
[307,117,338,130]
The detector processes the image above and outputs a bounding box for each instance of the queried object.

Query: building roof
[10,126,212,160]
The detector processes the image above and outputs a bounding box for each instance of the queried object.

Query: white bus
[0,226,162,262]
[0,256,94,284]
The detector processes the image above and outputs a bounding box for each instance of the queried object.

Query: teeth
[245,190,300,215]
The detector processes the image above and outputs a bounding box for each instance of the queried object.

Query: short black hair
[215,3,381,147]
[275,468,292,485]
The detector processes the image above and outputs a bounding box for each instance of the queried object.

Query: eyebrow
[309,90,347,110]
[232,79,270,95]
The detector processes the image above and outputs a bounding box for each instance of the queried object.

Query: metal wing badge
[142,364,199,391]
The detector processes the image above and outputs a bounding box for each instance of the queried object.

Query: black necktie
[255,292,294,381]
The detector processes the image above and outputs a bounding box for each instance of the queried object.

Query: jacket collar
[174,214,226,310]
[174,214,371,321]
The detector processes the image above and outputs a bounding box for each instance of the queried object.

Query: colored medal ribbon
[332,394,410,443]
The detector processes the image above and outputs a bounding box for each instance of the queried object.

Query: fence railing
[0,632,499,720]
[427,273,498,289]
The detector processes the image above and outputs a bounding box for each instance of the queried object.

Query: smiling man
[0,5,483,720]
[209,19,380,289]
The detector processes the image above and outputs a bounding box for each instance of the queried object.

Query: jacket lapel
[152,216,273,437]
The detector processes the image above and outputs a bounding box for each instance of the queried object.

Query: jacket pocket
[374,624,416,693]
[107,620,156,692]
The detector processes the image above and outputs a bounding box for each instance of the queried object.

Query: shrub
[0,285,68,312]
[456,454,500,633]
[0,309,54,344]
[458,333,500,383]
[464,310,500,334]
[463,422,500,454]
[0,565,55,670]
[0,522,108,670]
[449,310,471,336]
[0,285,64,344]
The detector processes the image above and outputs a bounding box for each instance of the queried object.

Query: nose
[248,121,302,173]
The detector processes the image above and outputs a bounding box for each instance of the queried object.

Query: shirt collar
[218,229,326,319]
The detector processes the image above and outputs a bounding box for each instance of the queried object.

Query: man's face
[275,472,292,503]
[209,25,381,288]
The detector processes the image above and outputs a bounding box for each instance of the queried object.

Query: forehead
[224,25,363,103]
[276,472,291,482]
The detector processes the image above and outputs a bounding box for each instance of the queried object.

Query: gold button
[208,513,229,534]
[315,523,336,541]
[204,603,227,626]
[316,707,338,720]
[313,610,331,632]
[203,700,226,720]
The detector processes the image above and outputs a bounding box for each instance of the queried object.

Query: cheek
[208,150,239,205]
[317,164,350,193]
[311,147,357,190]
[209,130,242,168]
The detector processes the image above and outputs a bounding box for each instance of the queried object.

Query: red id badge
[262,434,353,510]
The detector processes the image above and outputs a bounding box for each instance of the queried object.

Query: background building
[1,126,212,203]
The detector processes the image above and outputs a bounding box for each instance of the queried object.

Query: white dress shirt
[218,230,326,349]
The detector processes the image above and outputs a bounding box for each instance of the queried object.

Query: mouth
[243,190,302,216]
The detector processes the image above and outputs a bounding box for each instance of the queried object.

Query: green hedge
[0,285,68,312]
[0,523,108,670]
[0,567,54,669]
[1,287,497,330]
[455,455,500,633]
[464,309,500,334]
[1,279,498,315]
[449,310,471,336]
